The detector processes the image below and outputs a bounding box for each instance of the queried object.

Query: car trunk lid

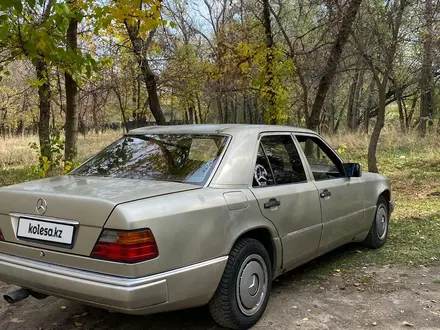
[0,175,200,256]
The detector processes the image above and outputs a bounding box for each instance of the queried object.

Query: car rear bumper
[0,252,227,315]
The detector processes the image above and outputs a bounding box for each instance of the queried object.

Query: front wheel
[209,238,272,330]
[362,195,389,249]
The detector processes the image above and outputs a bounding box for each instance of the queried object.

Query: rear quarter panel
[106,188,280,277]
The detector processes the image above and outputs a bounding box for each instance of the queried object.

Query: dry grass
[0,130,123,169]
[326,127,440,155]
[327,128,440,222]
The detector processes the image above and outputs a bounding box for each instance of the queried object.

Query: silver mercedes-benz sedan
[0,125,393,329]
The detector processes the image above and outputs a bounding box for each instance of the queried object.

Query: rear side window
[253,145,275,187]
[71,134,229,186]
[253,135,307,187]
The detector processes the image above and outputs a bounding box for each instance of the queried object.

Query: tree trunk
[194,106,199,124]
[36,58,52,160]
[307,0,363,132]
[125,25,165,125]
[262,0,276,124]
[407,94,417,129]
[395,86,406,132]
[224,100,229,123]
[92,92,99,134]
[217,97,223,123]
[243,95,247,123]
[64,3,79,164]
[188,106,194,124]
[232,98,237,124]
[419,0,434,137]
[366,0,406,172]
[114,87,128,132]
[368,81,386,173]
[196,94,203,124]
[352,70,364,131]
[360,80,376,132]
[247,96,254,124]
[346,74,358,131]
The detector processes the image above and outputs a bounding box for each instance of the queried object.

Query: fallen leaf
[400,310,405,313]
[74,322,82,327]
[61,306,67,310]
[303,318,309,321]
[372,321,377,326]
[402,321,414,327]
[9,318,24,324]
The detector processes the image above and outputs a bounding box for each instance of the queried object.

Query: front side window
[71,134,229,186]
[296,135,345,181]
[253,135,307,187]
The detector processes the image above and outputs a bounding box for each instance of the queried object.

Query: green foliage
[91,0,166,38]
[0,0,98,84]
[29,130,65,178]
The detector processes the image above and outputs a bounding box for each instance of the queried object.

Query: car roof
[127,124,315,135]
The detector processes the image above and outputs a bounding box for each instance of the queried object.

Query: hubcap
[236,254,268,316]
[376,204,388,240]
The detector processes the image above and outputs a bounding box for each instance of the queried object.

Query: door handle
[264,198,281,209]
[320,189,332,198]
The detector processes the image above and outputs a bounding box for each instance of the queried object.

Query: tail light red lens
[0,229,4,241]
[91,229,158,263]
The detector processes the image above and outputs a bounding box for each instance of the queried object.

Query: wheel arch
[230,226,281,276]
[379,189,391,216]
[380,189,390,202]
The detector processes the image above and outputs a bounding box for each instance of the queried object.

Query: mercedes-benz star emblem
[36,198,47,215]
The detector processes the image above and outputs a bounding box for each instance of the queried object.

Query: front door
[249,134,322,270]
[295,134,364,253]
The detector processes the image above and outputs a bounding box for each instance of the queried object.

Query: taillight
[0,229,4,241]
[91,229,158,263]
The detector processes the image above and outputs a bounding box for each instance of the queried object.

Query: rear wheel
[209,238,272,330]
[362,195,389,249]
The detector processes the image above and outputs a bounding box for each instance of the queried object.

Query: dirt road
[1,265,439,330]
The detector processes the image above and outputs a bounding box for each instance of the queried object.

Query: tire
[362,195,389,249]
[209,238,272,330]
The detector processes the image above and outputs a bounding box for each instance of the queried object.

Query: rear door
[295,134,364,252]
[249,133,322,269]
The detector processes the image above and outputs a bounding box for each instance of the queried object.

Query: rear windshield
[71,134,229,185]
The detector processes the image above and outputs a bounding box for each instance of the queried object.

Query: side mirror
[343,163,362,177]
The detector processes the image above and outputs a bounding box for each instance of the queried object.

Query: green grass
[298,215,440,278]
[0,165,39,187]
